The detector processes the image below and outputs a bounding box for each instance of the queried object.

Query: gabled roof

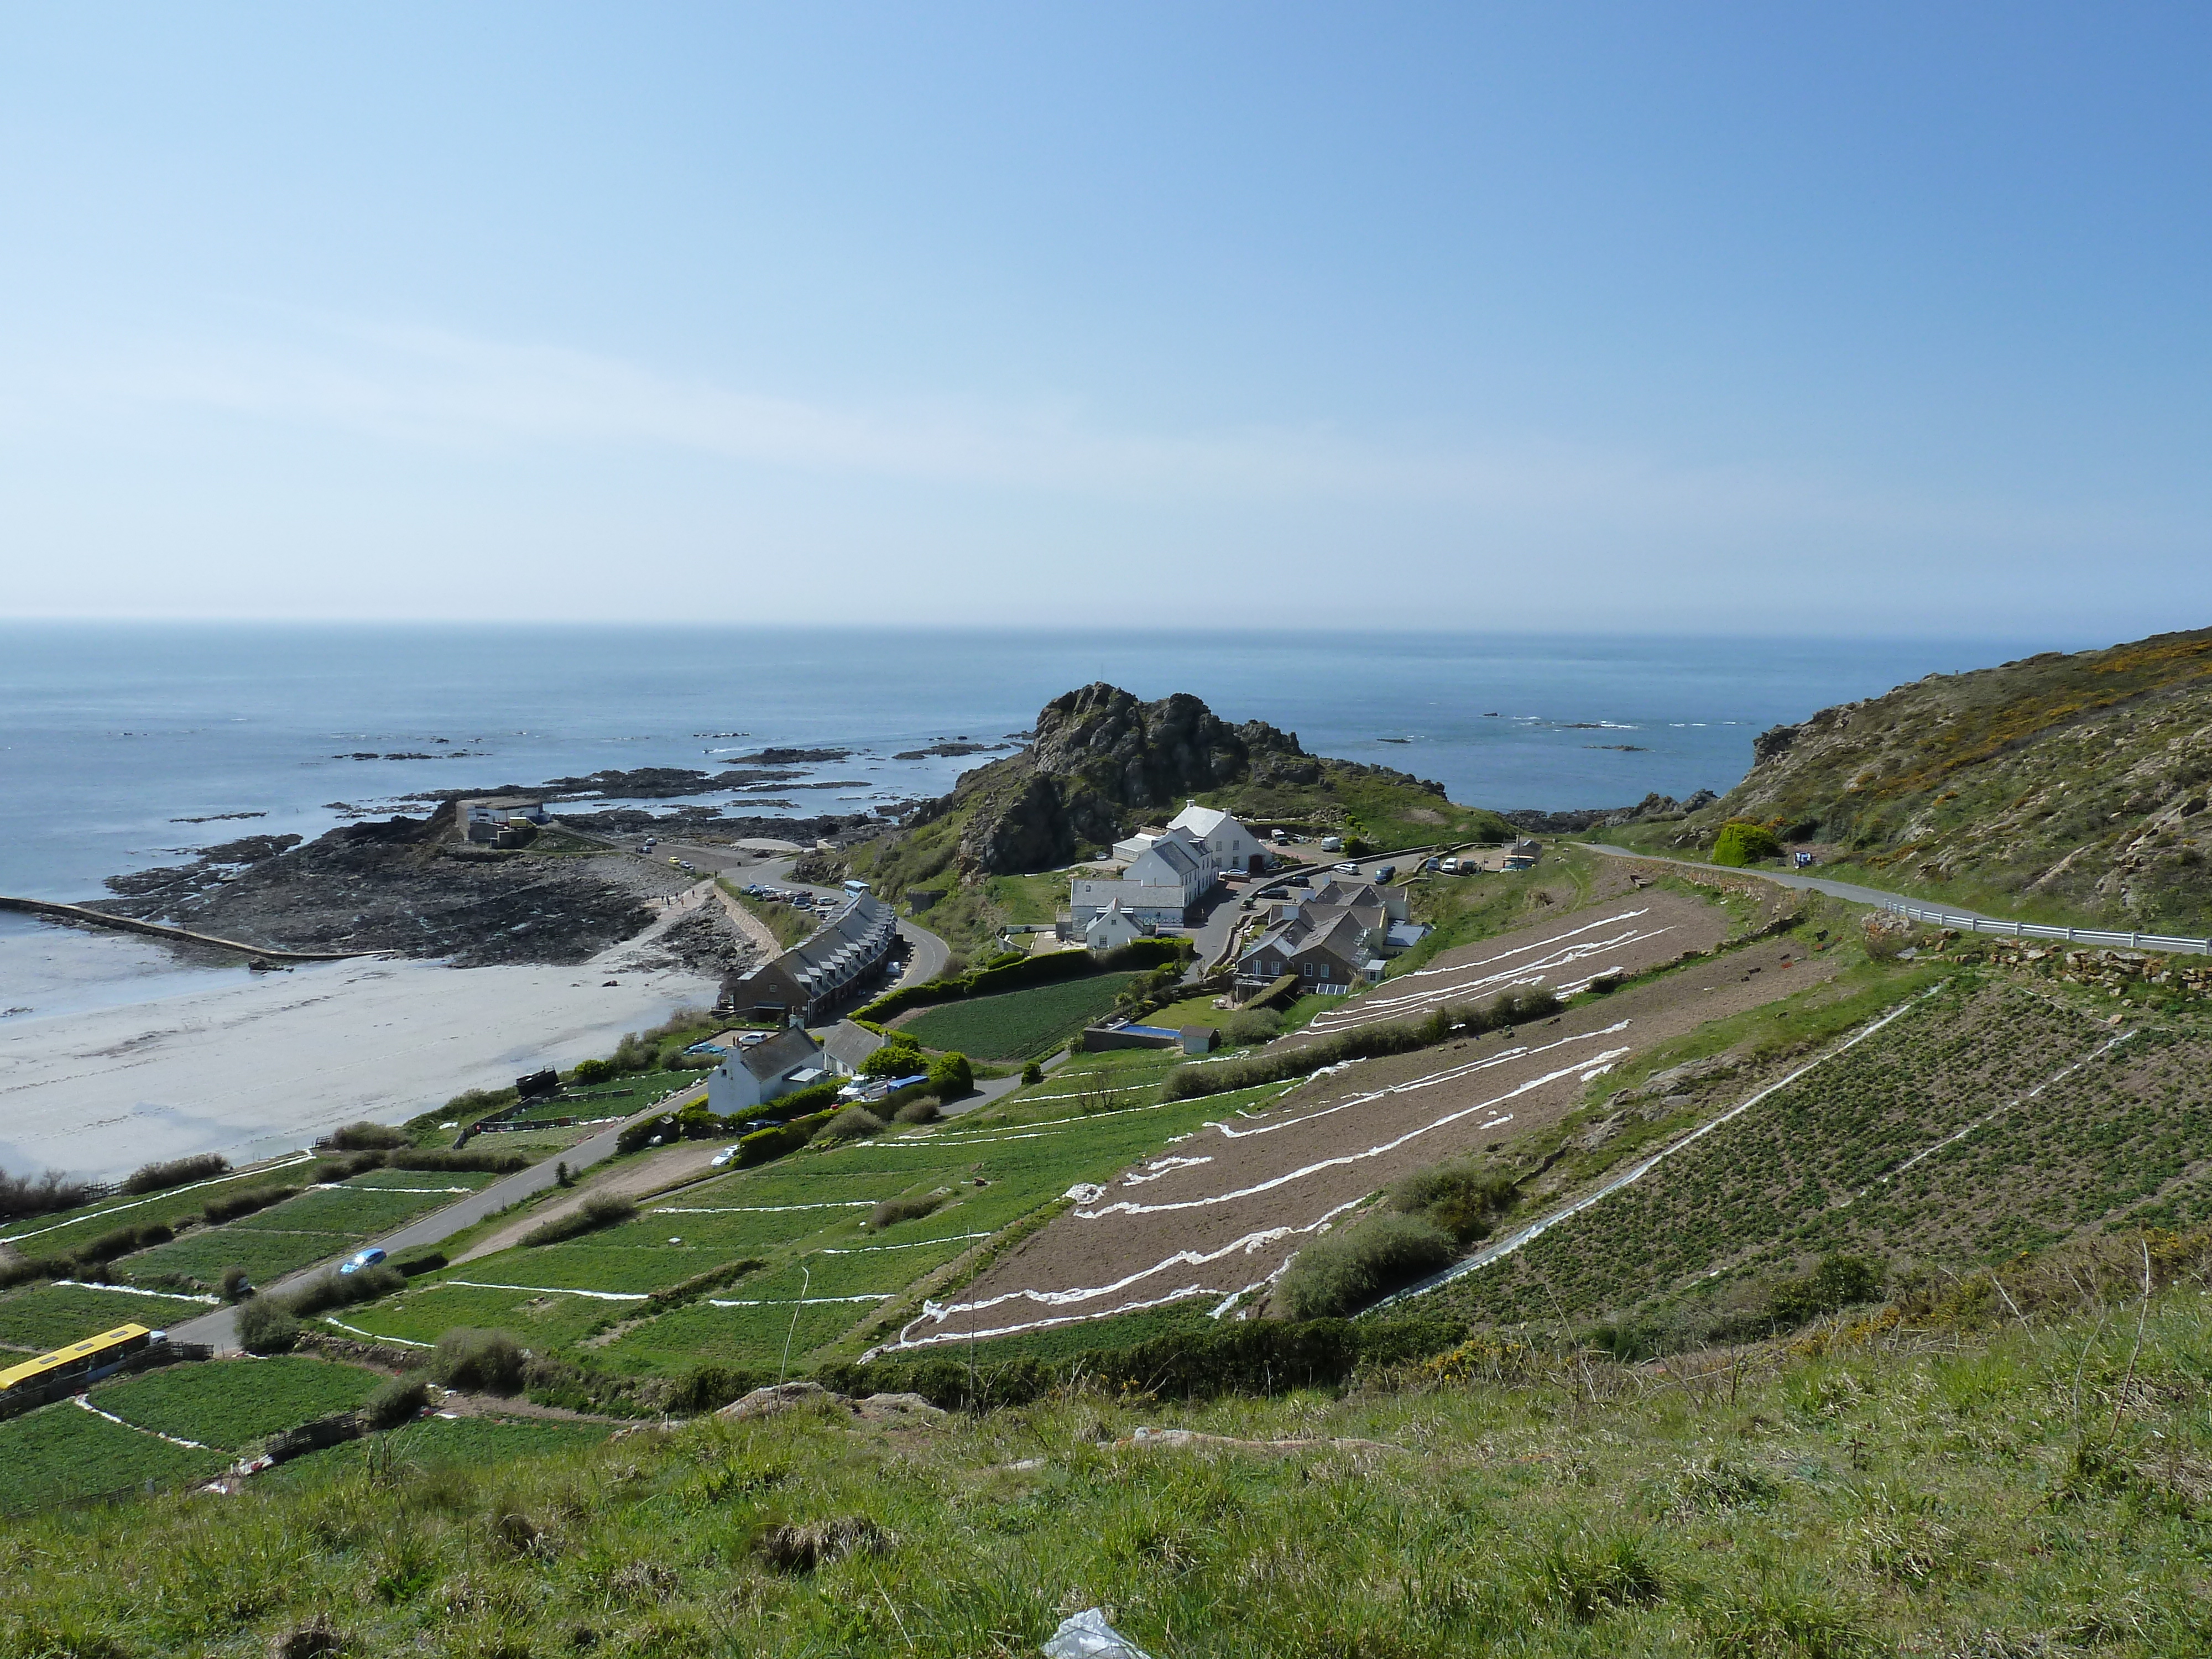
[1168,801,1247,841]
[739,1027,822,1083]
[822,1020,886,1072]
[1133,837,1202,878]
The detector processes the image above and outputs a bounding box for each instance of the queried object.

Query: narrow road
[1583,842,2016,925]
[166,1080,712,1353]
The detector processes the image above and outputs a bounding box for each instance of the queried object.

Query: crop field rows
[335,1089,1262,1376]
[899,971,1142,1058]
[0,1152,324,1258]
[1427,982,2122,1328]
[118,1169,498,1292]
[0,1281,218,1353]
[0,1355,390,1514]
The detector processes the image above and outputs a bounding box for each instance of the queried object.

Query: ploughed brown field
[884,889,1834,1352]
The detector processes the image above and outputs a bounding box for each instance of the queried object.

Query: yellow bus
[0,1323,161,1397]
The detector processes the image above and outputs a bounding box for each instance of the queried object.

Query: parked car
[738,1032,768,1047]
[1319,836,1344,852]
[1374,865,1396,883]
[1439,856,1461,874]
[1422,857,1442,873]
[710,1145,742,1168]
[1333,861,1360,874]
[338,1246,387,1277]
[677,860,696,873]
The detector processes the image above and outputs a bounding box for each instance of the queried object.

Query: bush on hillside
[1391,1158,1519,1245]
[363,1374,432,1431]
[861,1035,926,1077]
[926,1052,974,1098]
[79,1222,170,1265]
[236,1296,300,1355]
[122,1154,229,1196]
[817,1107,886,1143]
[1020,1060,1044,1085]
[1766,1253,1884,1328]
[1223,1009,1285,1046]
[0,1165,97,1224]
[571,1057,614,1085]
[1276,1213,1455,1319]
[285,1263,406,1316]
[869,1192,945,1229]
[204,1185,298,1225]
[219,1265,252,1302]
[329,1121,409,1151]
[1712,820,1782,867]
[1164,984,1563,1101]
[520,1194,637,1249]
[892,1099,940,1124]
[389,1149,526,1174]
[432,1328,526,1394]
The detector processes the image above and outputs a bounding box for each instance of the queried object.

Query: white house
[1122,825,1215,905]
[1167,801,1265,873]
[1081,899,1147,951]
[707,1027,825,1114]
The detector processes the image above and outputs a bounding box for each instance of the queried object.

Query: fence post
[2130,933,2139,948]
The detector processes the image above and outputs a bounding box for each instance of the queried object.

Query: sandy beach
[0,916,717,1181]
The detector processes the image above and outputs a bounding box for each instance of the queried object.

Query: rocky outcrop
[939,684,1322,875]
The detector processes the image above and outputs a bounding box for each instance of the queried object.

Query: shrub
[363,1374,432,1431]
[1165,985,1561,1101]
[284,1263,406,1316]
[0,1166,97,1224]
[432,1328,526,1394]
[571,1057,613,1085]
[1767,1253,1885,1329]
[520,1194,637,1248]
[328,1121,408,1151]
[122,1154,228,1196]
[1390,1159,1519,1244]
[817,1107,886,1142]
[79,1225,153,1265]
[733,1112,837,1168]
[869,1192,945,1229]
[1862,917,1910,962]
[236,1296,301,1354]
[388,1149,526,1174]
[1020,1060,1043,1085]
[204,1185,299,1224]
[862,1038,926,1078]
[219,1265,252,1302]
[926,1052,974,1098]
[1712,820,1782,867]
[609,1031,658,1073]
[893,1099,940,1125]
[1276,1213,1455,1319]
[1223,1009,1284,1046]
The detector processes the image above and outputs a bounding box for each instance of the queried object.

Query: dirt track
[883,901,1839,1352]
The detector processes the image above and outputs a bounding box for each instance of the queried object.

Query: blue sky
[3,4,2206,637]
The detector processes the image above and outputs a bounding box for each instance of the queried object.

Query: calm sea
[1,623,2043,917]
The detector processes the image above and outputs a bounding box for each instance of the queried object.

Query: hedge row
[808,1312,1468,1412]
[1161,985,1562,1101]
[854,937,1192,1024]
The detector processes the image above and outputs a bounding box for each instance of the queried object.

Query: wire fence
[1880,900,2211,957]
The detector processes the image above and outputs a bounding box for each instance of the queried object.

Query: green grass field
[91,1357,382,1451]
[121,1226,357,1290]
[0,1282,214,1353]
[0,1400,225,1514]
[21,1258,2212,1655]
[901,971,1139,1058]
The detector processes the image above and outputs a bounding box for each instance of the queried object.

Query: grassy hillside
[1614,627,2212,935]
[11,1249,2212,1656]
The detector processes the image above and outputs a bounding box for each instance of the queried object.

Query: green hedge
[811,1312,1465,1412]
[854,938,1192,1024]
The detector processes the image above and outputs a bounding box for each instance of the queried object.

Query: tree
[927,1052,974,1098]
[1712,820,1782,866]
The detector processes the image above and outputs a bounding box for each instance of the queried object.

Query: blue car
[338,1246,387,1276]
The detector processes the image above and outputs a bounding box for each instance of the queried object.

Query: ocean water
[0,623,2047,910]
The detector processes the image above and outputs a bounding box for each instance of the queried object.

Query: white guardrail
[1881,900,2211,957]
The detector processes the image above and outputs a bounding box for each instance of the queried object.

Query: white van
[1319,836,1343,852]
